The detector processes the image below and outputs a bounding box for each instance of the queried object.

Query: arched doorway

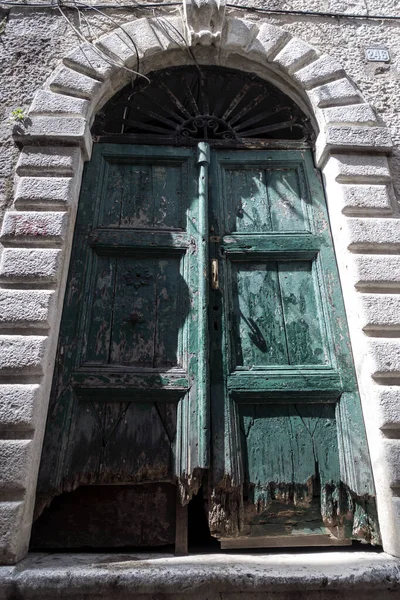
[30,66,379,553]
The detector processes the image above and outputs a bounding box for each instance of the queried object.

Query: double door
[32,143,379,550]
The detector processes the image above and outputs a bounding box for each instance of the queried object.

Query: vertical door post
[197,142,210,466]
[175,143,211,556]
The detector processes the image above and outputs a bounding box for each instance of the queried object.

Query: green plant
[10,108,26,123]
[0,16,7,36]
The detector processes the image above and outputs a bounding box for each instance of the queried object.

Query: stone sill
[1,551,400,599]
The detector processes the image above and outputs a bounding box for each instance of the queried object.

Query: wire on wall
[1,0,400,22]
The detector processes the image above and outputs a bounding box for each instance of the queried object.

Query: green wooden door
[33,144,208,548]
[33,143,379,549]
[208,148,379,547]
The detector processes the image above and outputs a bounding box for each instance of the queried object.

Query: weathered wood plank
[82,255,117,365]
[239,403,340,501]
[101,159,185,230]
[278,260,328,366]
[225,167,273,234]
[268,167,309,232]
[32,484,176,549]
[110,256,184,368]
[175,496,188,556]
[227,372,342,394]
[34,145,201,549]
[71,369,188,391]
[220,535,352,549]
[231,261,288,367]
[61,400,177,486]
[90,229,189,251]
[223,233,319,258]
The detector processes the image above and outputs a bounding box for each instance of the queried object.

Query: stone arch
[1,5,400,564]
[14,13,392,161]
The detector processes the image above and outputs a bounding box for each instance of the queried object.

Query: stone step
[0,551,399,600]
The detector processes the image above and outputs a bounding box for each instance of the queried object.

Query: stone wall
[1,0,400,565]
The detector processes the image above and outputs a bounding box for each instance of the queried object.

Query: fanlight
[92,66,314,145]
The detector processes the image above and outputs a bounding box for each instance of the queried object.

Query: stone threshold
[0,551,400,599]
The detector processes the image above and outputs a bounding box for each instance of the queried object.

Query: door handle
[211,259,219,290]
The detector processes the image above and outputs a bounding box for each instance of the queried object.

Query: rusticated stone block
[64,43,116,81]
[293,55,345,89]
[339,185,393,214]
[96,29,144,65]
[382,438,400,488]
[360,294,400,332]
[325,154,391,183]
[16,147,82,177]
[0,385,40,430]
[13,118,91,159]
[222,18,258,53]
[368,339,400,378]
[96,17,173,66]
[142,16,185,52]
[273,38,317,74]
[0,248,62,282]
[0,441,33,492]
[346,218,400,250]
[15,177,79,208]
[246,22,288,62]
[0,290,54,328]
[0,501,25,564]
[0,336,47,375]
[0,211,67,242]
[29,90,89,118]
[48,66,102,101]
[309,78,363,108]
[353,255,400,291]
[323,104,378,125]
[15,115,87,142]
[324,125,392,151]
[367,385,400,431]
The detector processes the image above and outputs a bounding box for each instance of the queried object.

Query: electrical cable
[151,9,201,69]
[226,3,400,21]
[1,0,400,21]
[0,1,181,8]
[55,0,150,83]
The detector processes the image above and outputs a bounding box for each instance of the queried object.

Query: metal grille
[92,66,314,146]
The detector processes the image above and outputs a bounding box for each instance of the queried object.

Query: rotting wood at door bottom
[177,467,205,505]
[208,477,380,545]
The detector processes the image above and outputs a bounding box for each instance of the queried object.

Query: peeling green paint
[34,145,379,549]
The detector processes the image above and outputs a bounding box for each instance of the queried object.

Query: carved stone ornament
[183,0,226,45]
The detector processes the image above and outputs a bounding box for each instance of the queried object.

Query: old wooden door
[207,148,379,547]
[32,143,379,550]
[33,144,208,549]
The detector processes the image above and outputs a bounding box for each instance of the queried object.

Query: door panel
[231,261,288,367]
[100,160,186,230]
[65,398,177,485]
[108,256,184,368]
[31,483,176,550]
[239,403,341,538]
[230,259,328,369]
[278,260,327,365]
[223,165,309,234]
